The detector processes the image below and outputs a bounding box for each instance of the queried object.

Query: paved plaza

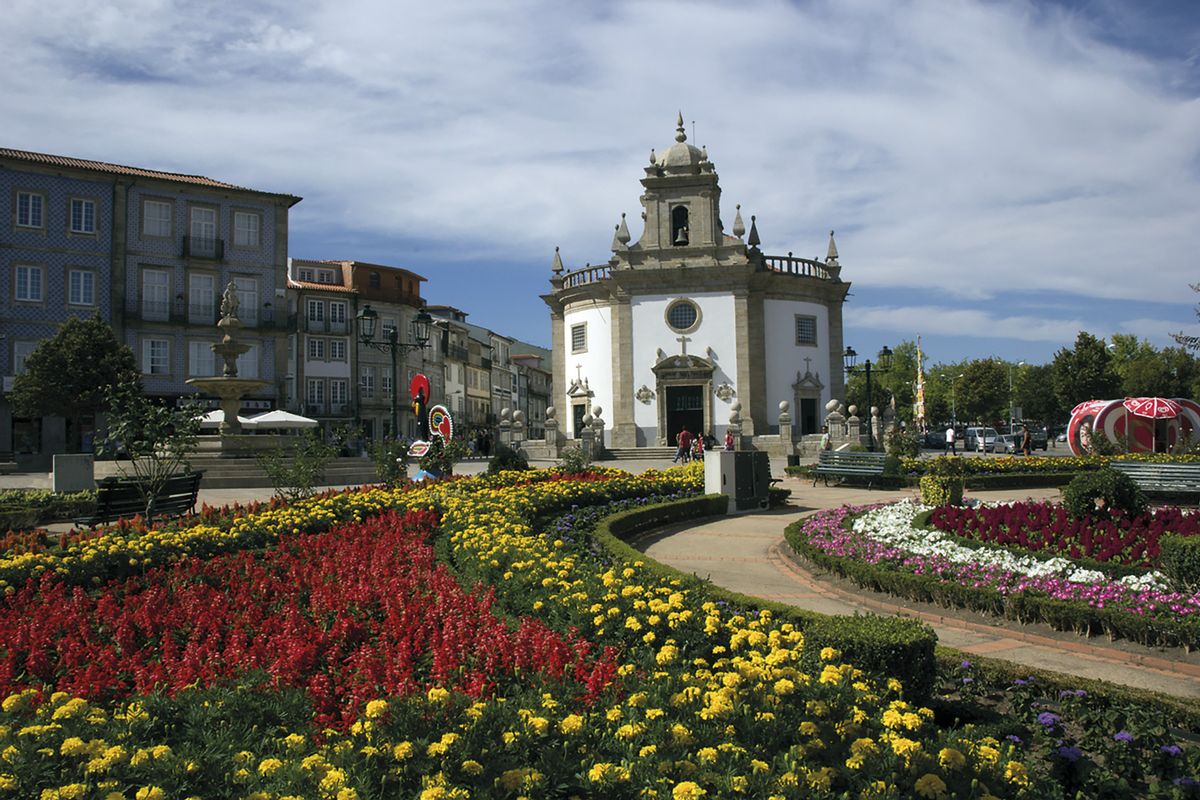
[4,453,1196,700]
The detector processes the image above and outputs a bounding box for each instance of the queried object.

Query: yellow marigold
[393,742,414,761]
[697,747,718,764]
[135,789,166,800]
[1004,760,1030,787]
[336,790,358,800]
[672,781,706,800]
[426,687,451,703]
[639,745,657,758]
[559,714,583,735]
[914,773,948,799]
[938,747,966,770]
[819,646,840,661]
[461,760,483,776]
[525,716,549,735]
[258,758,284,776]
[364,699,389,719]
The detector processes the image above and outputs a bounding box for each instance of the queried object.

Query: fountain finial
[220,280,240,321]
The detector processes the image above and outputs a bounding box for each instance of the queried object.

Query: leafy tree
[258,428,346,501]
[1051,332,1121,412]
[1111,334,1199,398]
[97,384,202,517]
[956,358,1008,426]
[1014,363,1062,426]
[9,315,140,452]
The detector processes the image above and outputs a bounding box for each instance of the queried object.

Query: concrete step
[602,447,677,460]
[96,457,382,490]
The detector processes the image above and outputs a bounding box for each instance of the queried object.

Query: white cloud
[2,0,1197,350]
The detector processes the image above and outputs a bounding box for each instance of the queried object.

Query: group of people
[673,426,735,463]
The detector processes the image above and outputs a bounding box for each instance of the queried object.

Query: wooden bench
[1110,462,1200,499]
[812,451,888,489]
[75,471,204,526]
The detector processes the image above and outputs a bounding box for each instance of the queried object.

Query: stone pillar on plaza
[777,401,792,445]
[498,408,512,446]
[846,405,861,442]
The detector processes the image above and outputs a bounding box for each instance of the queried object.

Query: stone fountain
[186,281,268,438]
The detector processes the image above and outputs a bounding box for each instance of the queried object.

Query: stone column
[589,405,606,453]
[732,290,757,436]
[846,406,861,442]
[610,289,638,448]
[544,406,560,451]
[580,412,595,461]
[512,410,526,445]
[778,401,792,444]
[498,408,512,446]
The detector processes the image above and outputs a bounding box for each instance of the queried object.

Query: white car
[965,427,1000,453]
[994,434,1020,454]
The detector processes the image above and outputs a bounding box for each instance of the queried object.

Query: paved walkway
[8,458,1199,698]
[637,477,1200,699]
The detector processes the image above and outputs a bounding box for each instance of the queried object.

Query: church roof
[655,112,708,174]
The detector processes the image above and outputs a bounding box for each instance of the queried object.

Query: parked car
[964,426,1000,452]
[995,434,1020,454]
[1002,426,1049,451]
[922,430,947,450]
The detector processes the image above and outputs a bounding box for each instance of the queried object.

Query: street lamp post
[949,372,964,430]
[843,345,893,452]
[1008,360,1025,433]
[357,305,432,439]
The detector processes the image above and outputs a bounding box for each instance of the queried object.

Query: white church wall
[764,299,831,428]
[631,292,738,443]
[562,304,613,440]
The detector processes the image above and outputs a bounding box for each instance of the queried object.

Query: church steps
[600,447,676,461]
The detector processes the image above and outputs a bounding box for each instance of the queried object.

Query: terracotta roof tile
[287,279,357,293]
[0,146,302,205]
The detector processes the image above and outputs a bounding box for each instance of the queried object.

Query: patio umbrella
[1122,397,1182,419]
[198,409,256,429]
[245,410,319,429]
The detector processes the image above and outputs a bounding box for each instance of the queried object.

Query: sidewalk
[636,477,1200,699]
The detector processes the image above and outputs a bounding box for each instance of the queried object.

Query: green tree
[258,428,345,501]
[97,384,202,517]
[9,315,140,452]
[1014,363,1062,426]
[874,340,919,425]
[955,359,1008,426]
[1051,332,1121,412]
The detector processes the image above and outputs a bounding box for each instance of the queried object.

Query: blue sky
[5,0,1198,366]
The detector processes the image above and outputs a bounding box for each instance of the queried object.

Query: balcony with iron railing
[182,235,225,260]
[556,253,839,287]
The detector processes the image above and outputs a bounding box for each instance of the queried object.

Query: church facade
[543,117,850,450]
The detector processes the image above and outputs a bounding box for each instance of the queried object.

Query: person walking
[724,430,735,451]
[945,426,957,455]
[673,426,693,463]
[820,425,832,452]
[1021,425,1032,457]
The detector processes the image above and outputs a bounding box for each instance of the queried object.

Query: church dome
[656,113,707,173]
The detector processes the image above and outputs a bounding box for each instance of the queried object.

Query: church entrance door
[665,385,704,443]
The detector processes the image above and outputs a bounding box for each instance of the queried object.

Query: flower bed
[0,466,1058,799]
[931,503,1200,569]
[789,502,1200,649]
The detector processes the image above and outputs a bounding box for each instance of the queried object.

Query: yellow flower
[135,789,166,800]
[559,714,583,735]
[393,742,414,761]
[426,687,451,703]
[914,773,948,799]
[672,781,706,800]
[364,699,389,719]
[1004,760,1030,787]
[461,760,483,776]
[938,747,965,770]
[258,757,284,776]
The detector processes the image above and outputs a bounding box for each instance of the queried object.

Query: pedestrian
[673,426,693,463]
[945,426,957,455]
[724,430,735,451]
[820,425,831,451]
[1021,425,1032,457]
[691,435,704,462]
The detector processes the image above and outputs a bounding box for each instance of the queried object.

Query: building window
[12,341,38,374]
[666,299,700,332]
[795,315,818,346]
[317,268,336,284]
[142,338,170,375]
[68,198,96,234]
[381,372,392,396]
[570,323,587,354]
[307,378,325,405]
[236,343,259,378]
[189,206,218,256]
[14,265,44,302]
[329,301,347,327]
[188,341,217,377]
[233,211,260,247]
[143,199,172,238]
[360,367,375,398]
[189,273,216,323]
[141,269,170,321]
[329,339,347,361]
[330,379,348,406]
[298,268,314,282]
[16,191,44,229]
[368,272,380,288]
[307,337,325,360]
[307,299,324,322]
[67,270,95,306]
[235,278,258,325]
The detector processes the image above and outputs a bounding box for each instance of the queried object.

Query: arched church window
[665,299,700,332]
[671,206,689,246]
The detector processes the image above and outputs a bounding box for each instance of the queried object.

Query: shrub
[257,429,343,501]
[487,442,530,474]
[366,437,410,487]
[557,444,592,474]
[799,615,937,703]
[1062,467,1147,520]
[885,428,920,459]
[919,475,963,506]
[1159,534,1200,593]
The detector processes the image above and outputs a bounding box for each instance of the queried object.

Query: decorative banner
[1123,396,1182,419]
[408,441,431,457]
[428,404,453,442]
[409,374,431,405]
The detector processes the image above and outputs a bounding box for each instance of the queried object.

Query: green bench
[75,472,204,526]
[1109,462,1200,500]
[812,451,888,489]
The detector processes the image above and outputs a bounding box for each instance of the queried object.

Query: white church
[543,115,850,451]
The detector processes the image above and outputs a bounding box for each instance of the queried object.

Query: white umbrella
[198,409,256,429]
[246,410,320,429]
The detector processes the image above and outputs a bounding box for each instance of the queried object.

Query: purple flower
[1006,735,1023,745]
[962,677,974,685]
[1056,745,1082,762]
[960,660,972,669]
[1037,711,1061,727]
[1113,731,1134,743]
[1161,744,1183,757]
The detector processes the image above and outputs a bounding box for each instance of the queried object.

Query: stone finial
[732,204,745,238]
[545,406,556,420]
[551,247,564,275]
[826,230,839,264]
[591,405,603,420]
[779,400,790,414]
[611,225,623,252]
[700,145,708,162]
[616,213,631,245]
[675,111,686,142]
[747,215,760,248]
[649,148,657,164]
[825,399,840,412]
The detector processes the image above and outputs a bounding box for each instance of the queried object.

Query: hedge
[1160,534,1200,593]
[595,495,940,702]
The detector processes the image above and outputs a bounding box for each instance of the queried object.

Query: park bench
[75,471,204,527]
[812,451,888,489]
[1109,461,1200,500]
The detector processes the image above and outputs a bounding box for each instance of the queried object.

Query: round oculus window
[666,300,699,332]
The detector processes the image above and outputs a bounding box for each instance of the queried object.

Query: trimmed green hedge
[0,489,96,531]
[596,496,939,702]
[1160,534,1200,593]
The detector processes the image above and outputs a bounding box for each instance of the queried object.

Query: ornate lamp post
[357,305,432,438]
[843,345,893,452]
